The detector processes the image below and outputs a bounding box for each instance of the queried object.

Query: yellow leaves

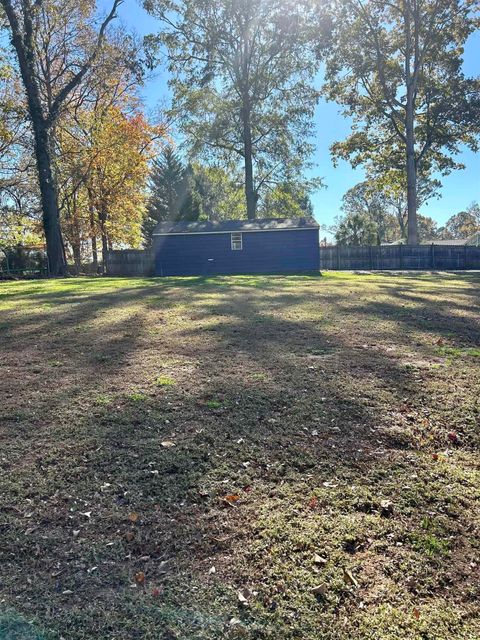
[58,102,167,250]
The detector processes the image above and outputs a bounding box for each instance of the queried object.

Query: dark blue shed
[152,218,320,276]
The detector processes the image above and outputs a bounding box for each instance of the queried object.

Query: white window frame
[231,232,243,250]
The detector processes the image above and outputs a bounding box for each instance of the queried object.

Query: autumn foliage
[58,105,164,270]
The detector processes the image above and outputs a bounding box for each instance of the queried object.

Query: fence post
[464,245,467,270]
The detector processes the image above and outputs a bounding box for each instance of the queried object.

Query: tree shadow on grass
[1,274,479,639]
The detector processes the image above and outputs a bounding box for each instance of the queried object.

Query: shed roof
[153,217,319,235]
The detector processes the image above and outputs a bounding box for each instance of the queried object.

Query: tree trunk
[404,0,418,245]
[240,22,256,221]
[89,197,99,272]
[405,98,418,244]
[396,203,407,240]
[1,0,67,276]
[91,235,98,273]
[72,243,81,275]
[29,99,67,275]
[242,101,256,220]
[100,216,108,274]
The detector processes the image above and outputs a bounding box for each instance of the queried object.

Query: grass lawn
[0,272,479,640]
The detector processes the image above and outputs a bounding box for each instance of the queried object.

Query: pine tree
[143,147,200,245]
[147,147,186,222]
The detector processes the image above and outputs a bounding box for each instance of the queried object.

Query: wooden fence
[105,249,154,277]
[320,244,480,271]
[106,244,480,276]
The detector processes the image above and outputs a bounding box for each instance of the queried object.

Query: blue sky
[107,1,480,236]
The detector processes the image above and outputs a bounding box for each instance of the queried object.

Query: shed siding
[154,229,319,276]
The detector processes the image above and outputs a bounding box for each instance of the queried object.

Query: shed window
[231,232,243,250]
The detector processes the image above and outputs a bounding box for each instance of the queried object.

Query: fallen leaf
[343,568,359,588]
[151,586,162,597]
[432,453,439,461]
[313,554,328,565]
[380,500,394,518]
[413,607,420,620]
[135,571,145,585]
[208,566,216,575]
[224,494,240,503]
[125,531,135,542]
[311,584,327,597]
[237,590,249,606]
[158,560,170,573]
[128,512,139,523]
[161,441,176,448]
[308,496,318,510]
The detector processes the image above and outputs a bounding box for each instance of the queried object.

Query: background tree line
[332,181,480,246]
[0,0,479,273]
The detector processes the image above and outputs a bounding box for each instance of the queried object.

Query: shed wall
[153,229,319,276]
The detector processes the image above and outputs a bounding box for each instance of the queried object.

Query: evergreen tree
[143,147,200,245]
[335,213,378,246]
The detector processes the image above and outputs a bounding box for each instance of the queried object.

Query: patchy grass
[0,272,479,640]
[155,375,176,387]
[437,345,480,358]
